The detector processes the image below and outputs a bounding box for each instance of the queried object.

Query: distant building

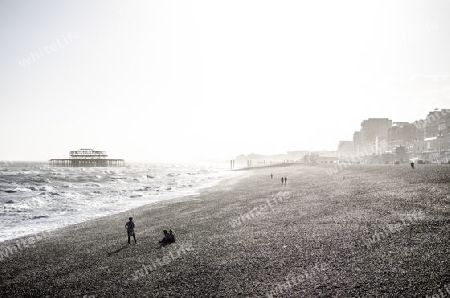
[314,151,337,158]
[415,109,450,139]
[388,122,416,152]
[412,119,426,155]
[353,131,363,156]
[395,146,409,163]
[50,149,125,167]
[360,118,392,154]
[337,141,354,159]
[286,151,309,161]
[337,109,450,164]
[413,109,450,162]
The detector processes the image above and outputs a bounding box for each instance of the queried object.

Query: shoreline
[0,168,248,248]
[0,166,240,243]
[1,163,449,297]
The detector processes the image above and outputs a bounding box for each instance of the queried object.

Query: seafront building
[50,149,125,167]
[352,119,391,157]
[338,109,450,163]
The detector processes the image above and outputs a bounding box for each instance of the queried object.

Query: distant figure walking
[410,162,415,169]
[125,217,136,245]
[281,177,284,185]
[284,177,288,185]
[271,173,273,179]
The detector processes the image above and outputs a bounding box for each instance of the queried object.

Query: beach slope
[0,164,449,297]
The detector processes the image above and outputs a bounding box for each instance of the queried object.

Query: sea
[0,162,238,242]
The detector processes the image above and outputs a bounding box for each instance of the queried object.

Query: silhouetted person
[410,162,415,169]
[168,229,176,243]
[281,177,284,185]
[159,229,174,245]
[271,173,273,179]
[125,217,136,245]
[284,177,288,185]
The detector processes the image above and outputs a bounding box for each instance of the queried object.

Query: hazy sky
[1,0,449,162]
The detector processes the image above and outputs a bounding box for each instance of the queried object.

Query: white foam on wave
[0,163,240,242]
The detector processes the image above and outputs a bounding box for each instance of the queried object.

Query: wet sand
[0,163,449,297]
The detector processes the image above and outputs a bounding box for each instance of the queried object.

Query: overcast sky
[1,0,449,162]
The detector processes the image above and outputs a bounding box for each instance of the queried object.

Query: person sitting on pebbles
[168,229,176,243]
[159,229,176,245]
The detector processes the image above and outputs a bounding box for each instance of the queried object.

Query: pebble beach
[1,163,449,297]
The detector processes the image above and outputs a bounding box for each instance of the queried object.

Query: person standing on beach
[284,177,288,185]
[125,217,136,245]
[281,177,284,185]
[271,173,273,179]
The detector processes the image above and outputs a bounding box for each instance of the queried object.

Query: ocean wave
[31,215,50,220]
[136,187,152,191]
[167,173,180,177]
[0,163,236,242]
[4,187,32,193]
[39,186,54,192]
